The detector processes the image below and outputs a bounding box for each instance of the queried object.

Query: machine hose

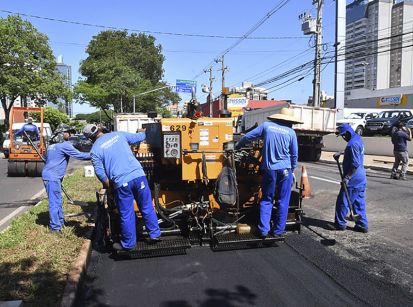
[154,183,177,226]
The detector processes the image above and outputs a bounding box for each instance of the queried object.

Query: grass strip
[0,168,100,306]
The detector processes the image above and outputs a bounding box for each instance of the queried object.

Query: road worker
[391,121,411,180]
[235,107,301,238]
[42,125,91,233]
[334,123,368,233]
[83,124,161,251]
[16,117,39,141]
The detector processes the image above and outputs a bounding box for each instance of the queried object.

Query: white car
[336,112,378,136]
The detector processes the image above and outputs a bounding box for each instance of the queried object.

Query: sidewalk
[320,151,413,175]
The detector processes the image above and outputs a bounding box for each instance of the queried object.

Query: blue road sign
[176,79,196,93]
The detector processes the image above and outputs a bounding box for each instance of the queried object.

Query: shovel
[24,131,90,207]
[333,152,361,222]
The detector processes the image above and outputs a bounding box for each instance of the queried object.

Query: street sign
[176,79,196,93]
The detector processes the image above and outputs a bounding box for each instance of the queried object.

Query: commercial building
[345,0,413,109]
[52,55,73,117]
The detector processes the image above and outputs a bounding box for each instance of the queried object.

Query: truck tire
[310,148,321,162]
[355,126,364,136]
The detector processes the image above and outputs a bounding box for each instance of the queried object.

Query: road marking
[0,188,45,228]
[310,176,340,185]
[0,206,30,227]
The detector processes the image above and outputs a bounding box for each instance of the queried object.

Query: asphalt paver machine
[7,106,46,177]
[95,102,304,259]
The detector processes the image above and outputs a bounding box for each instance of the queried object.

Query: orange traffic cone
[300,165,312,199]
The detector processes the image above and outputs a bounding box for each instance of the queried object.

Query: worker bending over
[335,123,368,233]
[235,108,301,238]
[83,124,161,251]
[42,125,91,233]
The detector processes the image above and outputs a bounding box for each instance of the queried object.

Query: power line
[0,8,305,40]
[192,0,291,80]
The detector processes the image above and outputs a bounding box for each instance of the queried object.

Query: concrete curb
[60,239,92,307]
[319,159,413,175]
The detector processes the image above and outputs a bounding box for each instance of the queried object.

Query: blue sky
[0,0,346,115]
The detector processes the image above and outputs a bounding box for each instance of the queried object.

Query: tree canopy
[0,15,72,128]
[75,30,180,114]
[31,107,70,131]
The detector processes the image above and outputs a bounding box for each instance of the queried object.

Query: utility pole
[215,56,228,110]
[203,66,215,117]
[133,95,136,113]
[120,96,123,113]
[313,0,323,108]
[334,0,346,116]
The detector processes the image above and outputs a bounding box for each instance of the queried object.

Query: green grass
[0,168,101,306]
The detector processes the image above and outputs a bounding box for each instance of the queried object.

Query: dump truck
[239,104,337,161]
[113,113,160,133]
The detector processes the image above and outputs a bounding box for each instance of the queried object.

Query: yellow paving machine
[96,102,304,258]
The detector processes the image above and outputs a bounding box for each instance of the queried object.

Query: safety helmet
[83,124,99,139]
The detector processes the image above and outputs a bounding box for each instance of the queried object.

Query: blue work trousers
[259,168,293,235]
[114,176,161,249]
[335,185,368,230]
[43,180,64,231]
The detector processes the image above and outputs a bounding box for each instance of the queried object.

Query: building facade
[53,55,73,117]
[345,0,413,108]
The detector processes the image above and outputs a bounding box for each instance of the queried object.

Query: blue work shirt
[16,123,39,140]
[91,132,146,189]
[342,131,366,188]
[42,141,91,181]
[392,130,409,152]
[236,121,298,170]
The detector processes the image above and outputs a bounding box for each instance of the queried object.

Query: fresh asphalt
[76,162,413,307]
[0,157,89,231]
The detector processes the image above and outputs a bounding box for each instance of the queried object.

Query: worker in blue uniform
[42,125,91,233]
[16,117,39,141]
[335,123,368,233]
[83,124,161,251]
[235,108,302,238]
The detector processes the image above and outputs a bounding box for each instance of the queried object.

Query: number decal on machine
[170,125,187,131]
[163,133,181,158]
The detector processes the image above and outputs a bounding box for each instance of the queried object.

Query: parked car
[406,118,413,130]
[336,112,378,136]
[68,134,92,152]
[364,110,413,136]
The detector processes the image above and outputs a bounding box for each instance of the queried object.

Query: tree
[31,107,69,130]
[75,109,114,124]
[0,15,72,129]
[75,30,180,114]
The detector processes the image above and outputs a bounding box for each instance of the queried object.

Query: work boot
[146,236,161,244]
[112,242,138,251]
[49,229,63,236]
[353,225,368,233]
[390,173,398,179]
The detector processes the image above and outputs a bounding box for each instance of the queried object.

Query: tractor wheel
[27,161,37,177]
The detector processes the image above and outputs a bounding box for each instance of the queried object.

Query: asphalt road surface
[76,162,413,307]
[0,157,89,231]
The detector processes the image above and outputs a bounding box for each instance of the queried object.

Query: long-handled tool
[333,152,361,222]
[24,131,88,206]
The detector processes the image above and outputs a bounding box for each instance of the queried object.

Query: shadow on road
[301,216,337,246]
[160,285,257,307]
[0,199,40,209]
